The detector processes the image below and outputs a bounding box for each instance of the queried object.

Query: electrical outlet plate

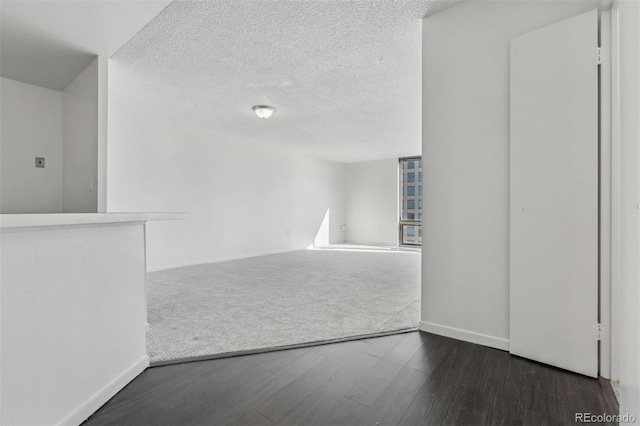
[35,157,45,168]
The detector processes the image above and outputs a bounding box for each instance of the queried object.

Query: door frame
[599,8,614,380]
[607,3,620,383]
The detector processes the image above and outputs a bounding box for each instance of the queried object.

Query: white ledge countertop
[0,212,188,229]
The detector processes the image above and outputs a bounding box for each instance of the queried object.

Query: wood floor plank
[553,372,618,425]
[346,331,427,406]
[217,351,326,425]
[232,410,274,426]
[85,355,268,425]
[259,347,312,373]
[506,355,565,423]
[321,397,369,426]
[357,365,429,426]
[274,383,343,425]
[322,352,380,396]
[476,345,522,426]
[254,340,371,422]
[165,364,275,425]
[84,331,619,426]
[598,378,620,415]
[310,341,347,356]
[383,331,428,364]
[440,344,493,425]
[274,383,369,426]
[398,337,476,425]
[363,333,405,358]
[405,332,471,375]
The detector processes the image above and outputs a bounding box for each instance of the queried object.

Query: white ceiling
[0,0,171,90]
[112,0,460,163]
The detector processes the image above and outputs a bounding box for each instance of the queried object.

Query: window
[401,223,422,245]
[399,156,423,246]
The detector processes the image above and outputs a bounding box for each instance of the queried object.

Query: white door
[509,9,599,377]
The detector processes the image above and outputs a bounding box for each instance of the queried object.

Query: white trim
[419,321,510,351]
[599,8,613,380]
[147,248,300,272]
[57,355,149,426]
[0,212,187,229]
[143,223,149,334]
[342,240,399,247]
[609,2,621,383]
[97,55,108,213]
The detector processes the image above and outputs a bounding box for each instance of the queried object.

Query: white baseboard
[58,355,149,426]
[147,248,299,272]
[343,240,398,247]
[419,321,510,351]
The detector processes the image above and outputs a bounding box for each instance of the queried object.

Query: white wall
[0,223,148,425]
[421,1,605,348]
[1,57,105,214]
[62,57,100,213]
[97,56,109,212]
[345,159,398,245]
[108,66,346,271]
[0,78,63,213]
[616,0,640,417]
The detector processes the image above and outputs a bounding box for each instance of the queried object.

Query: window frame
[399,156,423,247]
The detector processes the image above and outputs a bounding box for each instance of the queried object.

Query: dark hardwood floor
[84,331,618,426]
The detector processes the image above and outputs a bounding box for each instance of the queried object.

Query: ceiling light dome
[252,105,276,119]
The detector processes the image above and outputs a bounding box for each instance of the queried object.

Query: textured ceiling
[1,0,171,90]
[113,0,461,163]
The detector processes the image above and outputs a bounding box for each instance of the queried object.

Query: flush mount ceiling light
[252,105,276,119]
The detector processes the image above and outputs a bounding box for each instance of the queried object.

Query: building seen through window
[399,157,422,246]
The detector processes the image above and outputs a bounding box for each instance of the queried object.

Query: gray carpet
[146,248,420,364]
